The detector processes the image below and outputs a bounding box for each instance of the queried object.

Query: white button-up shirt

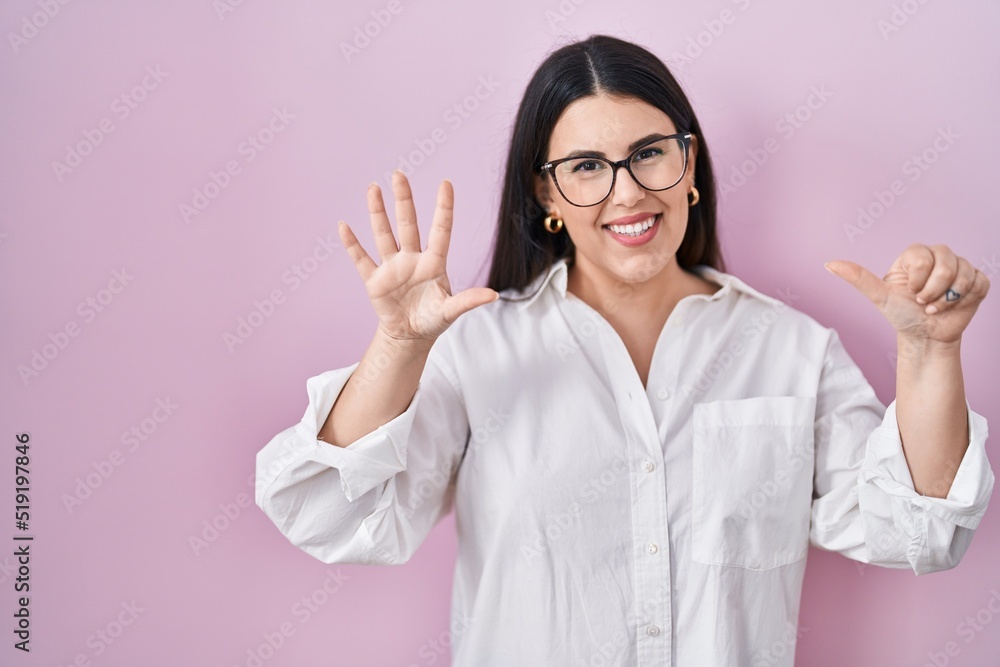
[255,257,993,666]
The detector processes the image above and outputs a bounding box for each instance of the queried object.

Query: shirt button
[646,624,661,637]
[647,543,659,554]
[642,460,655,473]
[656,388,670,400]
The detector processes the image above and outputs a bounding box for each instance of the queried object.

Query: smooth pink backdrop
[2,1,998,665]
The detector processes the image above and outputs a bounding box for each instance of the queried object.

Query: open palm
[337,171,499,346]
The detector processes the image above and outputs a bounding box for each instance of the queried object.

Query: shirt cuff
[858,398,993,530]
[260,363,422,503]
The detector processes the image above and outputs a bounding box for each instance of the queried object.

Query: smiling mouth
[602,213,659,237]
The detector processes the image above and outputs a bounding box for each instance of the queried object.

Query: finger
[367,182,399,261]
[895,243,935,296]
[443,287,500,324]
[925,256,975,314]
[915,244,958,305]
[973,268,991,300]
[824,259,889,309]
[426,179,455,270]
[392,170,421,253]
[338,220,377,282]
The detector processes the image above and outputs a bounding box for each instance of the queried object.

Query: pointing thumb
[824,260,886,308]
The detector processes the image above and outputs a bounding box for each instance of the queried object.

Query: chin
[607,254,672,285]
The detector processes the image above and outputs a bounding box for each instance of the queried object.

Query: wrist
[896,333,961,363]
[374,326,435,358]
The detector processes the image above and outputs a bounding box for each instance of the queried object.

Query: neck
[566,253,710,323]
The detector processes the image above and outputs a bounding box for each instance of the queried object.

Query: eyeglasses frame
[538,131,694,208]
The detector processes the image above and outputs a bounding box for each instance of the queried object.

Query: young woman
[255,34,992,666]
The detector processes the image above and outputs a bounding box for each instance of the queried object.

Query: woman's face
[535,92,698,288]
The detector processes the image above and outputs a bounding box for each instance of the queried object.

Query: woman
[255,35,992,665]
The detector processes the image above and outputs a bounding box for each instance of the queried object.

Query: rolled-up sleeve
[255,335,470,566]
[808,329,994,576]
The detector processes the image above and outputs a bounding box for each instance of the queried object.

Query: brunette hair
[486,34,724,301]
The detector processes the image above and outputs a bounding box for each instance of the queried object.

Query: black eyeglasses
[539,132,693,207]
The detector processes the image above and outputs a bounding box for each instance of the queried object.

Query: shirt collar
[513,257,571,311]
[690,265,790,309]
[512,257,788,311]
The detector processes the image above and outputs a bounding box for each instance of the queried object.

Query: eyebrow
[561,133,670,160]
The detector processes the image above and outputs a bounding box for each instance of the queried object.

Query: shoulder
[691,264,835,348]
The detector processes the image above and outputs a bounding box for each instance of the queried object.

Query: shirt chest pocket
[691,396,816,570]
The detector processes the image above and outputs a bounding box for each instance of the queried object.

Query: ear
[534,172,562,219]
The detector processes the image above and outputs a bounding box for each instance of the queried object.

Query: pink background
[2,0,998,665]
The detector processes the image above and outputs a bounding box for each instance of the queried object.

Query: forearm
[894,334,969,498]
[318,329,434,448]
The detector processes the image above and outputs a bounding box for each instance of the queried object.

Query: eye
[634,147,664,161]
[571,160,604,173]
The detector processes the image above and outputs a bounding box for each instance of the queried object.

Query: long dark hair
[485,34,724,301]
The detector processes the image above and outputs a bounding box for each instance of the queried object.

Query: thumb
[824,260,887,308]
[445,288,500,322]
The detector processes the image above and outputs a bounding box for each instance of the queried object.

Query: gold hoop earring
[688,185,700,207]
[543,215,564,233]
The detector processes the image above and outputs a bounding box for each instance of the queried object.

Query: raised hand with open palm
[338,170,500,348]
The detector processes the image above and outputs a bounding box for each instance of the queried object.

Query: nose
[610,164,645,208]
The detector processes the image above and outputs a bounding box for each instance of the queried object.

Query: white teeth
[606,215,656,236]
